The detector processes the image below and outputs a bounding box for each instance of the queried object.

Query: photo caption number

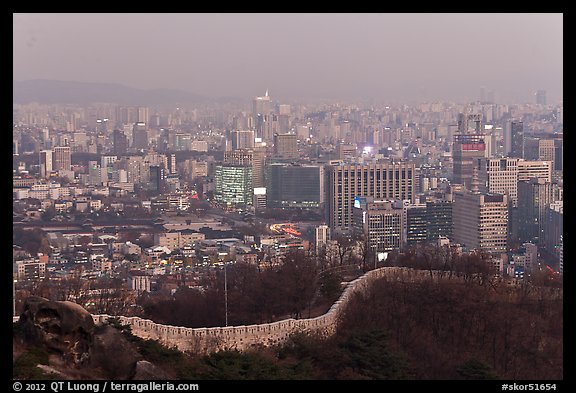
[26,384,46,391]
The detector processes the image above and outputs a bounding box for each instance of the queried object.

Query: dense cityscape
[13,90,563,298]
[13,13,562,381]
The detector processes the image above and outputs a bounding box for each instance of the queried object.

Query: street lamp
[224,261,228,327]
[13,279,17,317]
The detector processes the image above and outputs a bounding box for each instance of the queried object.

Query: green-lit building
[214,164,253,207]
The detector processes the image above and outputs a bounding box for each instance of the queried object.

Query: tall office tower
[72,131,87,153]
[545,201,563,258]
[87,161,105,187]
[149,165,166,194]
[425,200,453,241]
[214,164,253,207]
[522,136,540,160]
[122,156,146,184]
[137,106,149,124]
[53,146,71,171]
[112,129,128,155]
[559,235,563,276]
[553,139,563,171]
[315,225,331,254]
[132,123,148,150]
[115,106,139,126]
[39,150,53,179]
[336,143,357,160]
[266,163,324,208]
[538,138,563,171]
[101,155,117,182]
[453,190,509,253]
[405,203,428,247]
[517,160,552,182]
[273,133,298,159]
[224,148,266,188]
[352,197,404,252]
[452,134,486,189]
[187,160,208,181]
[327,161,415,231]
[457,113,482,134]
[231,130,255,150]
[536,90,547,105]
[168,154,177,174]
[278,114,290,133]
[253,91,272,141]
[538,139,555,163]
[477,157,519,207]
[517,178,554,244]
[505,121,524,158]
[278,104,291,116]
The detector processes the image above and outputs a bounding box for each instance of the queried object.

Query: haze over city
[12,12,563,382]
[13,13,562,104]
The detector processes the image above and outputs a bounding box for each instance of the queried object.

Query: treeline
[140,250,344,327]
[337,273,563,379]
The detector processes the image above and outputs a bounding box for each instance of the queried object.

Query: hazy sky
[13,13,563,104]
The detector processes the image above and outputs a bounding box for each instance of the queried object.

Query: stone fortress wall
[91,267,445,354]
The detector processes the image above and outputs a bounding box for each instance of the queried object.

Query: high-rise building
[517,160,552,182]
[352,197,404,252]
[477,157,519,207]
[327,161,415,231]
[266,163,324,208]
[253,91,272,141]
[405,203,428,247]
[122,156,146,184]
[538,139,563,171]
[72,131,87,153]
[553,139,563,171]
[336,143,357,160]
[273,133,298,159]
[231,130,255,150]
[505,121,524,158]
[545,201,563,258]
[53,146,71,171]
[457,113,482,134]
[453,190,509,253]
[522,136,540,160]
[517,178,554,244]
[559,235,563,276]
[149,165,166,193]
[168,154,177,174]
[112,129,128,156]
[315,225,331,254]
[536,90,547,105]
[137,106,150,124]
[278,114,290,133]
[214,164,253,207]
[39,150,53,179]
[132,123,148,150]
[452,133,486,189]
[224,148,266,188]
[425,200,453,241]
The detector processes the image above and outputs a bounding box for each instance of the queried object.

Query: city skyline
[13,13,563,104]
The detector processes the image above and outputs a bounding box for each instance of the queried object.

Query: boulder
[90,325,141,379]
[19,296,95,366]
[133,360,172,380]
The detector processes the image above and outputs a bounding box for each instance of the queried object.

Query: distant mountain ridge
[13,79,211,105]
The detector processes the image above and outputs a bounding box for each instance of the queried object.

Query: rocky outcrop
[15,297,162,380]
[19,296,95,366]
[133,361,172,380]
[90,325,142,379]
